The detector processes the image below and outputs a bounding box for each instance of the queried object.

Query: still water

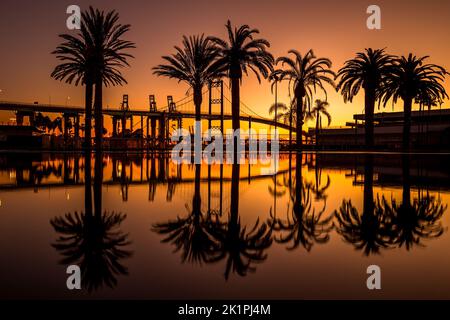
[0,152,449,299]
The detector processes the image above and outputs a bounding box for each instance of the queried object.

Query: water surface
[1,152,449,299]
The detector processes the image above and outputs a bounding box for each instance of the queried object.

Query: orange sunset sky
[1,0,449,129]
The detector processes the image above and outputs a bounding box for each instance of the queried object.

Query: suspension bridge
[0,81,296,149]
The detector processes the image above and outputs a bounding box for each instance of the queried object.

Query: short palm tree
[268,102,288,120]
[309,99,332,146]
[53,6,135,150]
[208,20,274,132]
[269,102,296,147]
[337,48,394,148]
[272,50,335,149]
[378,54,448,150]
[269,102,296,128]
[153,35,223,122]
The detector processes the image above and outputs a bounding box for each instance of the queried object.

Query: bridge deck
[0,101,294,131]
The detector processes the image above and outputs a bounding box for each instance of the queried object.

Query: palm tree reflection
[50,152,132,292]
[334,154,394,255]
[380,155,446,250]
[270,152,333,251]
[153,163,273,280]
[152,164,222,264]
[209,163,273,280]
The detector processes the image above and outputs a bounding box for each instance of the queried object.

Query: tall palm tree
[337,48,394,148]
[51,22,94,149]
[87,7,135,149]
[309,99,332,146]
[272,50,335,149]
[153,35,223,122]
[53,7,135,150]
[208,20,274,133]
[378,54,448,150]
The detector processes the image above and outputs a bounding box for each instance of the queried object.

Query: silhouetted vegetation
[50,153,132,292]
[52,6,135,150]
[272,50,335,148]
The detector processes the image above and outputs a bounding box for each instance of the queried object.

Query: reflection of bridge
[0,81,295,148]
[0,154,295,207]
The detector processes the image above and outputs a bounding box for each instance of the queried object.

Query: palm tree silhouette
[50,152,132,292]
[378,54,448,150]
[270,153,333,251]
[153,35,224,122]
[208,164,273,280]
[52,6,135,150]
[152,164,222,264]
[272,50,335,149]
[334,154,394,255]
[308,99,332,147]
[268,102,288,121]
[309,161,331,202]
[381,155,447,249]
[52,24,94,148]
[208,20,274,133]
[337,48,394,148]
[269,102,296,133]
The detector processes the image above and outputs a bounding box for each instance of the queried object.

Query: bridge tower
[147,95,158,147]
[149,95,157,112]
[167,96,176,113]
[166,95,181,142]
[121,94,130,111]
[208,80,224,133]
[119,94,132,135]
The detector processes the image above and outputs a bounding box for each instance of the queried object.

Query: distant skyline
[1,0,450,127]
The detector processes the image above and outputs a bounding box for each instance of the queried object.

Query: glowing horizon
[1,0,450,130]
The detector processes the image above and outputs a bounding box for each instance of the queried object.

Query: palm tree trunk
[403,97,413,151]
[402,153,411,206]
[365,90,375,148]
[84,83,93,150]
[296,97,303,149]
[231,77,240,131]
[193,164,202,215]
[194,86,203,122]
[295,151,303,205]
[289,112,293,150]
[84,152,92,217]
[315,113,319,147]
[94,151,103,218]
[229,162,240,242]
[94,80,103,151]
